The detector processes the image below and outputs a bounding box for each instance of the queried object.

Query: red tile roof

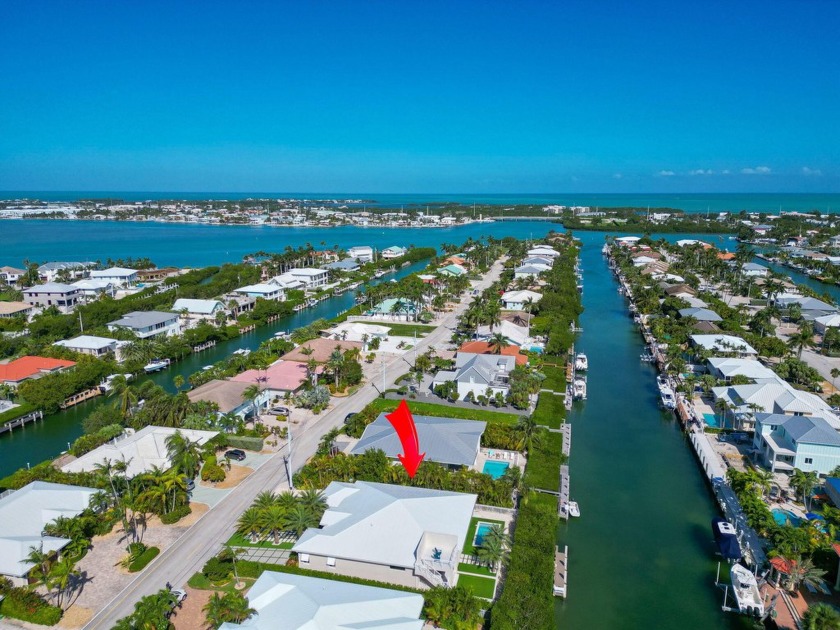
[458,341,528,366]
[0,356,76,383]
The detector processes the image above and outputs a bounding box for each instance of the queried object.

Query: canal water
[554,232,751,629]
[0,261,429,477]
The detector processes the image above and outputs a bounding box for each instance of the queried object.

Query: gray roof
[679,307,723,322]
[108,310,178,329]
[515,264,549,274]
[25,282,78,294]
[37,261,94,272]
[350,414,485,467]
[781,415,840,446]
[453,353,516,384]
[324,259,361,271]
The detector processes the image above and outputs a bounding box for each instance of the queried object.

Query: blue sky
[1,1,838,193]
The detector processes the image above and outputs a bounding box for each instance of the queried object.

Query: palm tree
[26,544,52,590]
[259,504,288,544]
[801,602,840,630]
[515,415,542,454]
[203,591,255,628]
[242,383,263,420]
[297,488,327,519]
[476,525,509,572]
[165,430,203,478]
[284,504,319,537]
[785,557,827,593]
[253,491,278,510]
[237,507,263,543]
[790,468,819,511]
[788,323,816,359]
[489,332,509,354]
[110,375,138,418]
[47,555,80,609]
[327,347,344,389]
[173,375,185,392]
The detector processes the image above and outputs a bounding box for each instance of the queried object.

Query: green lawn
[462,516,506,555]
[385,323,435,337]
[457,573,496,599]
[458,562,495,577]
[227,532,294,549]
[187,572,256,593]
[532,393,565,429]
[524,431,563,492]
[367,398,519,425]
[541,366,566,392]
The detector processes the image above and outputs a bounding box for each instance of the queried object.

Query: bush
[202,556,234,581]
[0,584,62,626]
[128,546,160,572]
[225,435,264,451]
[160,505,192,525]
[69,424,124,456]
[201,464,226,482]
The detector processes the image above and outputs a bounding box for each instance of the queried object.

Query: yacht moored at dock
[656,375,676,409]
[712,517,742,562]
[143,358,170,373]
[572,376,587,400]
[728,564,764,618]
[574,352,588,371]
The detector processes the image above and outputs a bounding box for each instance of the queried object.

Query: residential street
[83,258,505,629]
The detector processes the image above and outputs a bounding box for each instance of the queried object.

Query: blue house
[753,413,840,475]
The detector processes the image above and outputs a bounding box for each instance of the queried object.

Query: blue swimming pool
[483,460,510,479]
[703,413,722,428]
[772,509,802,527]
[474,523,494,546]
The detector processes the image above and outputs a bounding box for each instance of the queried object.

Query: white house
[347,246,374,263]
[476,320,529,346]
[0,482,98,584]
[752,413,840,474]
[690,334,757,356]
[89,266,138,286]
[0,266,25,284]
[234,283,286,301]
[218,571,424,630]
[527,246,559,258]
[54,335,128,360]
[107,310,181,338]
[815,314,840,334]
[500,290,542,311]
[381,246,408,260]
[514,264,551,279]
[72,278,117,299]
[22,282,81,313]
[61,426,219,478]
[326,321,390,344]
[286,268,329,288]
[37,262,94,282]
[432,352,516,401]
[292,481,476,589]
[172,298,227,319]
[741,263,769,278]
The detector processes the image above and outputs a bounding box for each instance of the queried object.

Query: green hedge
[367,398,518,425]
[160,505,191,525]
[236,560,422,594]
[490,493,557,629]
[0,402,37,424]
[69,424,124,456]
[225,435,264,451]
[128,546,160,572]
[0,591,62,626]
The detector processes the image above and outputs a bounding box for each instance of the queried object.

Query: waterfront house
[774,294,838,320]
[54,335,128,360]
[0,481,98,585]
[172,298,227,320]
[292,481,476,589]
[707,357,777,382]
[23,282,81,313]
[286,268,329,289]
[0,301,33,319]
[752,413,840,475]
[368,298,419,322]
[527,245,559,258]
[381,246,408,260]
[323,258,360,272]
[458,340,529,366]
[61,426,219,478]
[679,307,722,323]
[741,262,769,278]
[0,356,76,388]
[325,321,390,344]
[136,267,180,282]
[476,320,529,347]
[89,266,138,286]
[521,256,554,268]
[71,278,117,299]
[500,289,542,311]
[350,414,486,470]
[187,379,253,417]
[107,310,181,338]
[663,284,697,298]
[438,263,468,277]
[217,571,424,630]
[0,266,25,284]
[281,338,362,364]
[514,263,551,279]
[37,261,94,282]
[347,246,374,263]
[432,352,516,400]
[232,360,309,399]
[690,335,758,357]
[234,282,286,301]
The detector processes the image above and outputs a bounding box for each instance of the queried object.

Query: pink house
[232,360,309,396]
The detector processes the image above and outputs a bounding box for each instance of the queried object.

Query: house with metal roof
[381,246,408,260]
[432,352,515,401]
[234,282,286,301]
[527,246,559,258]
[679,307,722,323]
[500,290,542,311]
[53,335,128,359]
[107,310,181,338]
[37,261,95,283]
[690,334,757,356]
[218,571,424,630]
[476,320,529,347]
[752,413,840,474]
[514,263,551,279]
[22,282,81,313]
[172,298,227,319]
[346,246,374,262]
[350,414,486,470]
[323,258,361,272]
[61,426,219,478]
[707,358,777,382]
[71,278,117,299]
[774,294,838,320]
[741,262,769,277]
[292,481,477,589]
[89,266,138,286]
[0,481,98,584]
[438,263,467,277]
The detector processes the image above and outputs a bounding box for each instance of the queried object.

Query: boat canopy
[712,517,742,561]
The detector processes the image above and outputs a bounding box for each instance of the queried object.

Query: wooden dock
[554,545,568,598]
[561,424,571,457]
[558,464,570,519]
[192,340,217,352]
[0,410,44,435]
[239,324,257,333]
[60,388,101,409]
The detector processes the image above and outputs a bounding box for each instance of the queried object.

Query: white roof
[26,282,78,294]
[72,278,115,290]
[0,482,98,577]
[691,335,757,355]
[676,239,706,247]
[172,298,225,314]
[477,320,529,346]
[236,283,283,294]
[293,481,476,569]
[816,314,840,328]
[501,290,542,304]
[90,267,137,278]
[54,335,119,351]
[527,246,559,257]
[61,426,219,478]
[616,236,641,242]
[707,358,777,381]
[218,571,423,630]
[329,322,390,342]
[291,268,328,277]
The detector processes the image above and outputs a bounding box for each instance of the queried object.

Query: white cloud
[657,170,675,177]
[802,166,823,177]
[613,173,623,179]
[741,166,771,175]
[689,169,714,176]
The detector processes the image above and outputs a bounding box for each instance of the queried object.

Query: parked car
[224,449,246,461]
[269,406,290,416]
[183,477,195,492]
[344,412,357,425]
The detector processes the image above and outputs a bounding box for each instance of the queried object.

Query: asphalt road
[84,259,504,629]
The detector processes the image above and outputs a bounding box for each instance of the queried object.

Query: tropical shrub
[225,435,264,450]
[160,505,192,524]
[128,546,160,572]
[69,424,124,456]
[0,579,62,626]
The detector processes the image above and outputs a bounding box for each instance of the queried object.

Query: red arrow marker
[385,400,425,478]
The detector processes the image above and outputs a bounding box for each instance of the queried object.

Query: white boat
[373,270,386,279]
[572,377,587,401]
[574,353,588,371]
[143,358,170,373]
[99,373,132,392]
[730,564,764,618]
[232,348,251,356]
[567,501,580,517]
[202,365,214,371]
[657,376,677,409]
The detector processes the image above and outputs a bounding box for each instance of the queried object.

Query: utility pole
[285,420,294,490]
